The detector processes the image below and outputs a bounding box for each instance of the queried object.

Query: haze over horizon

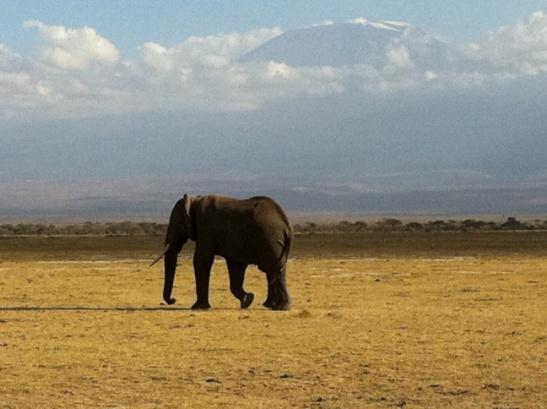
[2,1,547,218]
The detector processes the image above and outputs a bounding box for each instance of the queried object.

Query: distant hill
[2,19,547,219]
[239,19,458,70]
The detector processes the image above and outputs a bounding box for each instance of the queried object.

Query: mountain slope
[239,20,456,69]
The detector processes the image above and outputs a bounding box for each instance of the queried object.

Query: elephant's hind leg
[263,264,291,311]
[226,259,254,309]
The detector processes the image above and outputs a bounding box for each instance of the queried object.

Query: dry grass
[0,233,546,408]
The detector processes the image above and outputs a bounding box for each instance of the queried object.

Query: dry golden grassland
[0,233,546,408]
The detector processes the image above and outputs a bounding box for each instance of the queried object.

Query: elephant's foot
[240,292,254,309]
[263,298,275,309]
[263,298,290,311]
[271,302,291,311]
[191,300,211,310]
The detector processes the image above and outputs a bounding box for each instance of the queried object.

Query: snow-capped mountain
[240,19,457,69]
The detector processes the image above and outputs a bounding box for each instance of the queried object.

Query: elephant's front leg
[226,259,254,309]
[192,247,214,309]
[263,272,275,309]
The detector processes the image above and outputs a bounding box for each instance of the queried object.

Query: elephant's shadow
[0,306,260,312]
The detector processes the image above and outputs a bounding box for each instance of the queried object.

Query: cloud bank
[1,12,547,120]
[24,20,119,70]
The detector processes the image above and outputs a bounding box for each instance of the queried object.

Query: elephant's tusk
[149,243,171,267]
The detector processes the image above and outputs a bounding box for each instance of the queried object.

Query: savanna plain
[0,232,546,408]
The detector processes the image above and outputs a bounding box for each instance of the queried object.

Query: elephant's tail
[267,229,292,286]
[279,229,292,265]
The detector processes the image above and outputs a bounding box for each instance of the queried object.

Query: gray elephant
[151,194,292,310]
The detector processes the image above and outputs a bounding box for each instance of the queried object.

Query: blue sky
[2,0,547,55]
[2,1,547,215]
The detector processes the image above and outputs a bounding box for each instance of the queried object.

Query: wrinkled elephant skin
[155,194,292,311]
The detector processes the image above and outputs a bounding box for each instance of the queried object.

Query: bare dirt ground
[0,233,546,408]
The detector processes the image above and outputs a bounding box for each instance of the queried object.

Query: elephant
[151,194,292,310]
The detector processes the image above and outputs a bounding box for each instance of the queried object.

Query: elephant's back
[248,196,291,232]
[203,195,290,227]
[198,194,291,239]
[197,195,291,266]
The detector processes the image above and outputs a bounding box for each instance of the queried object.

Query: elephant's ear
[182,193,195,239]
[182,193,191,219]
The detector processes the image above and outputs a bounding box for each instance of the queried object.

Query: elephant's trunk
[160,197,190,305]
[163,247,179,304]
[162,229,185,304]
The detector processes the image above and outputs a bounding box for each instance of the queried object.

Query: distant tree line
[293,217,547,234]
[1,217,546,237]
[0,221,166,237]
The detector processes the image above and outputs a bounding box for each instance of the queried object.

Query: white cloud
[124,26,347,111]
[424,70,438,81]
[385,45,413,69]
[264,62,296,80]
[139,26,282,72]
[2,13,547,121]
[0,43,58,118]
[468,11,547,75]
[348,17,369,26]
[347,17,402,31]
[0,44,23,70]
[180,27,282,60]
[24,20,119,70]
[140,42,175,72]
[257,62,345,97]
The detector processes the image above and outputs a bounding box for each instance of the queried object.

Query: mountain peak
[238,18,439,68]
[346,18,412,32]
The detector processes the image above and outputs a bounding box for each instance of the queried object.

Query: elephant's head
[150,194,193,305]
